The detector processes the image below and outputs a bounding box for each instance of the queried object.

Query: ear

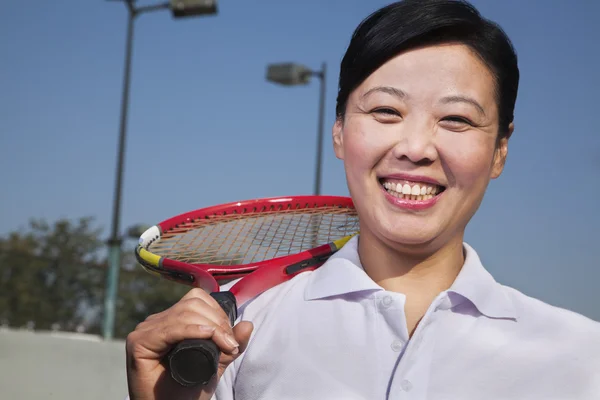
[332,118,344,160]
[490,123,513,179]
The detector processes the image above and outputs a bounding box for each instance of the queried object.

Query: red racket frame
[136,195,356,297]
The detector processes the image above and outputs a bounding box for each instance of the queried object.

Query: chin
[369,217,444,249]
[351,182,455,249]
[383,229,439,248]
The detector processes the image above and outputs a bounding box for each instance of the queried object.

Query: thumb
[216,321,254,377]
[233,321,254,353]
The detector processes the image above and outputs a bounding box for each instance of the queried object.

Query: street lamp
[170,0,217,17]
[266,62,327,195]
[103,0,218,341]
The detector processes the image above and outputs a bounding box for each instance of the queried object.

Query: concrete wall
[0,328,128,400]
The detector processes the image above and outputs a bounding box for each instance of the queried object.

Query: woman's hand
[125,288,253,400]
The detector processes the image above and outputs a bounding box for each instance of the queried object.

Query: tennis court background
[0,328,127,399]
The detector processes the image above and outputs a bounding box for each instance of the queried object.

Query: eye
[370,108,402,124]
[372,107,400,116]
[444,116,472,124]
[440,116,474,130]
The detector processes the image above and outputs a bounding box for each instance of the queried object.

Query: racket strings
[148,207,358,265]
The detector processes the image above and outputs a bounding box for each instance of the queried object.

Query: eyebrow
[361,86,408,100]
[440,95,486,117]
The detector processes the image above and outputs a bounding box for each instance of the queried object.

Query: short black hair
[336,0,519,138]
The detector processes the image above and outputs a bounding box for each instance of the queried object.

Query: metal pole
[313,62,326,196]
[103,6,136,340]
[309,63,327,248]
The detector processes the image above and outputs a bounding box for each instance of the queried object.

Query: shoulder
[501,284,600,334]
[214,271,315,399]
[220,268,315,326]
[220,234,365,325]
[499,283,600,367]
[463,242,600,341]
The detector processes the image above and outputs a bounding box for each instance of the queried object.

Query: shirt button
[381,295,393,308]
[391,339,403,352]
[401,379,413,392]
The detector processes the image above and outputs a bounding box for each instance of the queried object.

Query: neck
[358,231,465,292]
[358,230,465,335]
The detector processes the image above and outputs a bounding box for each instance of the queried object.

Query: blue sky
[1,0,599,321]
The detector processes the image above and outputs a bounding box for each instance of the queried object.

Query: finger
[155,321,239,356]
[150,310,239,353]
[161,310,234,343]
[135,299,233,336]
[180,287,223,311]
[165,313,240,356]
[172,297,234,332]
[135,298,235,345]
[130,319,241,359]
[127,323,217,359]
[144,309,169,321]
[145,288,226,327]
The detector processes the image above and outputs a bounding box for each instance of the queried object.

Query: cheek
[438,134,495,188]
[342,119,393,172]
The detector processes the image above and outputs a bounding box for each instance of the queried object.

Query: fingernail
[224,334,239,349]
[198,325,215,333]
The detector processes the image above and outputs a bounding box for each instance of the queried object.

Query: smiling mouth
[379,178,446,201]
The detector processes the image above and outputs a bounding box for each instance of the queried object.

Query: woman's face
[333,43,511,252]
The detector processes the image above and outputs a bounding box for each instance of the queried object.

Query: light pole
[103,0,218,340]
[266,62,327,195]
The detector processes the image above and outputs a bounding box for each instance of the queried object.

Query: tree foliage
[0,217,189,339]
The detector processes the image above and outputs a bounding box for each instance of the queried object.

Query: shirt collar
[446,242,517,320]
[304,236,383,300]
[304,236,517,320]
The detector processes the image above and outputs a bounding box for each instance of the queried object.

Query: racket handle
[167,291,238,387]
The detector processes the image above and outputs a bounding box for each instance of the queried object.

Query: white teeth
[381,180,442,200]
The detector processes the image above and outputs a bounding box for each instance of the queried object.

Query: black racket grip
[167,291,238,387]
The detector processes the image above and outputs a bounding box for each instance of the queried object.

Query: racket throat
[285,253,332,275]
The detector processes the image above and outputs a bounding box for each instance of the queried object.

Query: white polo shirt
[214,236,600,399]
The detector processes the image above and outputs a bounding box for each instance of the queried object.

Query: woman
[125,1,600,399]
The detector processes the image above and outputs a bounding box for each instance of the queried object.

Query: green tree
[0,216,190,338]
[0,216,251,339]
[0,217,105,331]
[112,245,189,338]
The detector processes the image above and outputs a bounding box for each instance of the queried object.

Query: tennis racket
[134,195,359,387]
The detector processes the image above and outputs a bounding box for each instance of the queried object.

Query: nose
[390,117,438,164]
